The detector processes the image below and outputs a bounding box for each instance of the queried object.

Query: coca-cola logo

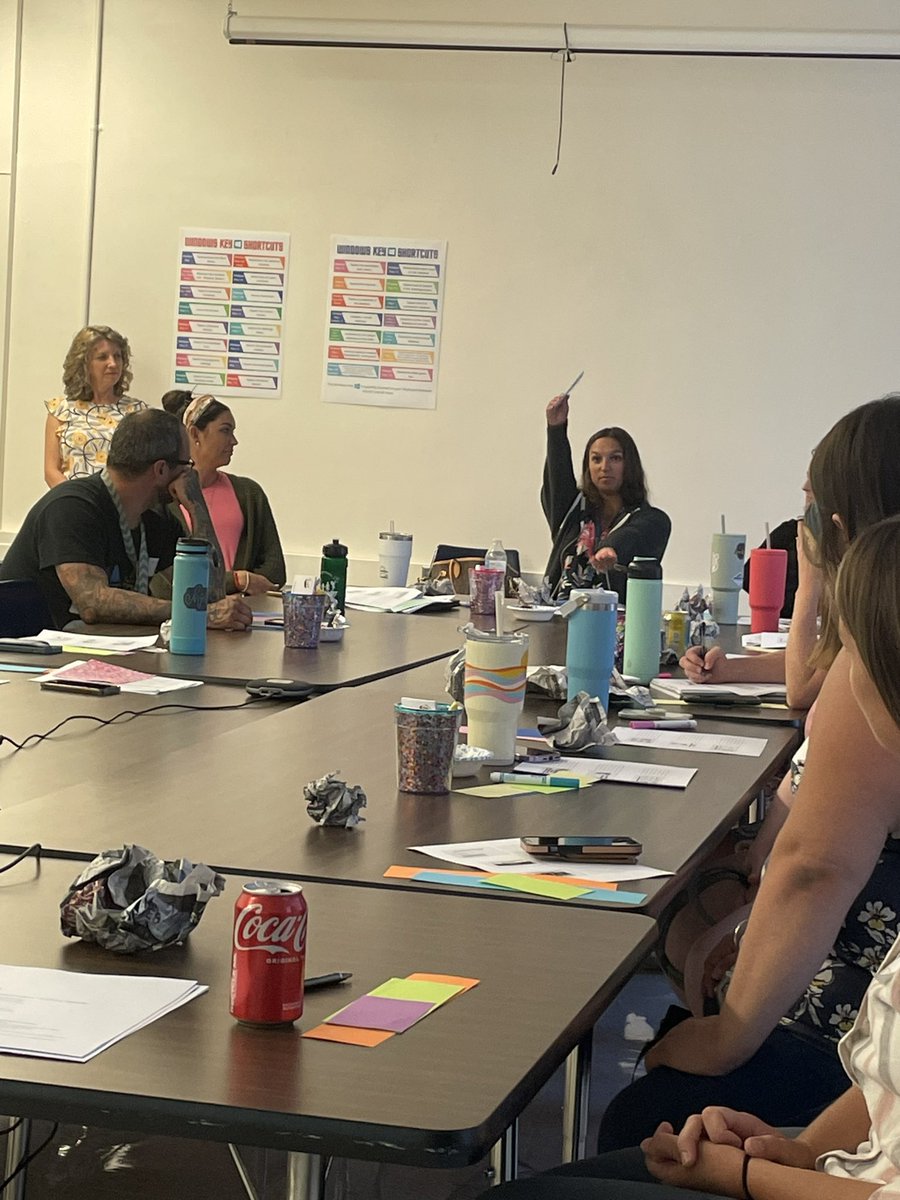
[234,902,307,955]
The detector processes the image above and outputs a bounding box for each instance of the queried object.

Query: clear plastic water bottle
[484,539,507,573]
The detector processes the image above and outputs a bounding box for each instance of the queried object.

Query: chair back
[427,545,521,595]
[0,579,55,637]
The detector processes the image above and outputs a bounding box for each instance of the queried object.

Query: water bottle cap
[627,557,662,580]
[569,587,618,611]
[176,537,210,553]
[322,539,348,558]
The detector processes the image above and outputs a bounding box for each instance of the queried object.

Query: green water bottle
[320,538,348,613]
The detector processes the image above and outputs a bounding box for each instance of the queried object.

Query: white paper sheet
[0,964,206,1062]
[409,838,672,883]
[741,632,790,650]
[651,678,787,701]
[344,586,457,613]
[511,756,696,790]
[612,728,767,758]
[33,660,203,695]
[34,631,161,653]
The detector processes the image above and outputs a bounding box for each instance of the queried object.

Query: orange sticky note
[302,1023,394,1047]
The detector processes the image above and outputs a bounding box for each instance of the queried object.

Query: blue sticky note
[413,871,494,889]
[582,889,647,906]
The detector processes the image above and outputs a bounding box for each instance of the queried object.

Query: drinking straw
[720,514,726,534]
[765,523,771,549]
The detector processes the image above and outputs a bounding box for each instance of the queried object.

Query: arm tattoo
[56,563,172,625]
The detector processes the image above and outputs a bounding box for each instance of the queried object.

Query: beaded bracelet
[741,1152,757,1200]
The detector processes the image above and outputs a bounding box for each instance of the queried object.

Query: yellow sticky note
[455,783,562,797]
[485,874,592,900]
[407,973,480,993]
[369,978,463,1005]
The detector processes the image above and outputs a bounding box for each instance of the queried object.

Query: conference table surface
[0,675,286,808]
[0,854,654,1169]
[0,658,799,914]
[68,603,465,688]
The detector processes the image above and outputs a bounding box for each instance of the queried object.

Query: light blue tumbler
[170,537,210,655]
[622,557,663,684]
[565,587,618,710]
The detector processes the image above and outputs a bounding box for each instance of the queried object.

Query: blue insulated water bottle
[565,588,618,709]
[622,557,664,684]
[170,537,210,655]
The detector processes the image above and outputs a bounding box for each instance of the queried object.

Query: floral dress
[46,395,147,480]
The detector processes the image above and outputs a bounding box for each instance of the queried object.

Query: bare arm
[681,645,787,685]
[785,519,828,708]
[647,650,900,1073]
[43,415,66,487]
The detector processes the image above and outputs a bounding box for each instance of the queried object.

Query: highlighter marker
[629,719,698,731]
[490,772,580,789]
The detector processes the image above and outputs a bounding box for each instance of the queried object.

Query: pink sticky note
[327,995,434,1033]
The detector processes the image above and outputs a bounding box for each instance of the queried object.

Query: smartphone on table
[41,680,121,696]
[520,836,642,862]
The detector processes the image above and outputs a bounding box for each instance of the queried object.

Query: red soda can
[230,881,308,1025]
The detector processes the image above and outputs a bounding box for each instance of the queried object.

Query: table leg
[2,1117,31,1200]
[488,1119,518,1185]
[285,1152,325,1200]
[561,1031,593,1162]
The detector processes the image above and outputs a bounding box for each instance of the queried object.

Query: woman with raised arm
[542,390,670,604]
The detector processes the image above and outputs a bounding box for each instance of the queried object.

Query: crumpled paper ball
[526,664,567,700]
[541,690,616,752]
[60,844,224,954]
[304,771,367,827]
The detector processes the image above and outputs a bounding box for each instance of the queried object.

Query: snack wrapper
[445,645,466,704]
[59,844,225,954]
[305,771,367,827]
[513,576,555,607]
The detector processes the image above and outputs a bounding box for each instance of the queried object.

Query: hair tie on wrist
[741,1152,757,1200]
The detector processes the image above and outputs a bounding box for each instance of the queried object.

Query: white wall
[4,0,900,590]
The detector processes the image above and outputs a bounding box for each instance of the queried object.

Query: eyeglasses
[167,458,194,468]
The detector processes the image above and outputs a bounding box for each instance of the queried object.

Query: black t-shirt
[0,474,181,629]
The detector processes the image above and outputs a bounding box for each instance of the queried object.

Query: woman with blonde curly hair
[44,325,146,486]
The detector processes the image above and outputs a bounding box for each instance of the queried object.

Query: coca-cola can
[230,880,308,1026]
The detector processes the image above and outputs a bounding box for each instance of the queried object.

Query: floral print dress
[46,395,147,480]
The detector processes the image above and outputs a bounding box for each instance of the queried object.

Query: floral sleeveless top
[46,395,146,480]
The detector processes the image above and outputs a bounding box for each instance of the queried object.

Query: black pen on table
[305,972,353,991]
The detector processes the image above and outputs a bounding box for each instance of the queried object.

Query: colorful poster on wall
[173,227,290,398]
[321,235,446,410]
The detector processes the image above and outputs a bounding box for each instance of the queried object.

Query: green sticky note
[368,978,463,1005]
[486,874,592,900]
[455,783,562,797]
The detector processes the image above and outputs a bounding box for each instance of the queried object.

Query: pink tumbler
[749,548,788,633]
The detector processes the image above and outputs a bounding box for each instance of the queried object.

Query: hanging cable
[551,23,572,176]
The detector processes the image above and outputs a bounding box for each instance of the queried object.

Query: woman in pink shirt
[161,391,285,596]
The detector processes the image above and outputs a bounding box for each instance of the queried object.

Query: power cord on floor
[0,1123,59,1190]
